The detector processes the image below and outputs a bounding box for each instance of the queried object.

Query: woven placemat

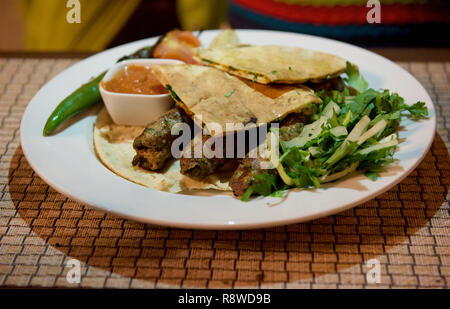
[0,58,449,289]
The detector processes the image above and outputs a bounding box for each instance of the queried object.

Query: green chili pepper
[43,72,106,136]
[43,45,159,136]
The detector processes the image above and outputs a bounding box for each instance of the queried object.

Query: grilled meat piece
[279,113,308,141]
[132,108,189,171]
[229,154,277,197]
[230,113,308,197]
[279,122,304,142]
[180,135,227,178]
[307,77,346,96]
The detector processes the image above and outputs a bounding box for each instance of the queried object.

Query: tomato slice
[153,29,201,64]
[172,29,201,47]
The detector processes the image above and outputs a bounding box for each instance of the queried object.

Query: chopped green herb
[295,89,301,95]
[165,85,182,102]
[271,70,278,74]
[201,58,214,64]
[399,101,428,119]
[225,89,236,97]
[344,61,368,93]
[241,173,277,201]
[289,66,292,71]
[271,189,287,198]
[228,65,237,71]
[241,187,253,201]
[365,172,378,181]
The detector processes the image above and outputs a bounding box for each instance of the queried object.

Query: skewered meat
[180,135,227,178]
[132,108,189,171]
[229,113,308,197]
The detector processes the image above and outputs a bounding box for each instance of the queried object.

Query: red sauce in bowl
[103,64,167,95]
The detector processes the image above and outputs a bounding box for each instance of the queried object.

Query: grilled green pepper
[42,72,106,136]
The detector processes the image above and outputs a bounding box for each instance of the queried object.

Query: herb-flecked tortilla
[196,45,346,84]
[151,64,321,136]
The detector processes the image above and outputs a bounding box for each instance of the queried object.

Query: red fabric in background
[233,0,448,25]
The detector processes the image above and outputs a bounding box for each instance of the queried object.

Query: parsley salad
[242,62,429,201]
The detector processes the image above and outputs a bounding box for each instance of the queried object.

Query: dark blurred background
[0,0,449,52]
[109,0,181,49]
[112,0,450,48]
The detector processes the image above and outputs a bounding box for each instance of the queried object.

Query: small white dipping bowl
[99,58,184,126]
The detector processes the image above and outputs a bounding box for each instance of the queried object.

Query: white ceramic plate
[20,30,436,230]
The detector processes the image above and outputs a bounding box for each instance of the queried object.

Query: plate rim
[20,29,437,230]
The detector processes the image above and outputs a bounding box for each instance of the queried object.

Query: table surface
[0,56,449,289]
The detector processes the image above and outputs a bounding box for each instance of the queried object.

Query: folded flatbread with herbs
[151,64,321,136]
[196,45,346,84]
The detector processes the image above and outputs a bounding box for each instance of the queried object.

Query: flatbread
[208,29,240,49]
[151,64,321,136]
[196,45,346,84]
[94,107,231,193]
